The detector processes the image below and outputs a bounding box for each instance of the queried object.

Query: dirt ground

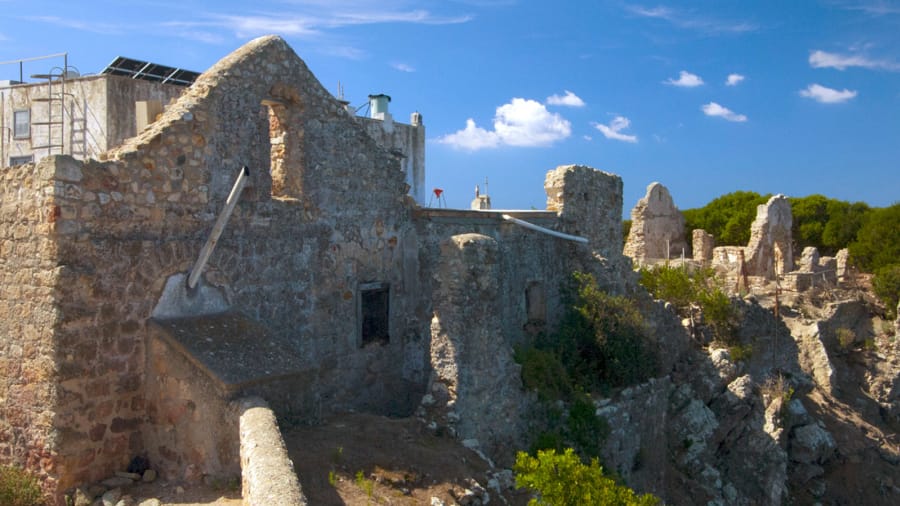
[120,480,241,506]
[283,413,532,506]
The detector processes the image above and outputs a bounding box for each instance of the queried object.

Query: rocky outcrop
[623,182,687,266]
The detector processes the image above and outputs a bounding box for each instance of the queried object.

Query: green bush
[515,347,573,402]
[849,203,900,273]
[514,448,660,506]
[0,466,43,506]
[639,265,739,342]
[872,264,900,319]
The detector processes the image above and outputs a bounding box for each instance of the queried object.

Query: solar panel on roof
[101,56,200,86]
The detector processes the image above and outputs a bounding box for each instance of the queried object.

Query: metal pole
[501,214,588,243]
[187,166,249,289]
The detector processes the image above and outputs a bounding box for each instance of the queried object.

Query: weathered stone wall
[623,182,687,265]
[0,158,62,497]
[1,35,426,500]
[357,113,426,204]
[744,195,793,278]
[692,229,715,263]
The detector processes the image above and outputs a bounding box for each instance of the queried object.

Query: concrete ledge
[239,397,306,506]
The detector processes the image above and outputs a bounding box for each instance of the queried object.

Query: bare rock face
[623,182,687,266]
[745,195,793,278]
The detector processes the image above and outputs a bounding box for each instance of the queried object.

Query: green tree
[872,264,900,319]
[682,191,769,246]
[849,203,900,272]
[515,448,660,506]
[790,195,872,255]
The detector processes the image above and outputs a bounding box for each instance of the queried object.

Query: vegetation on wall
[639,265,739,343]
[0,466,43,506]
[515,272,657,461]
[514,448,660,506]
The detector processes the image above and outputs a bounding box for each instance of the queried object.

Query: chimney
[368,94,392,121]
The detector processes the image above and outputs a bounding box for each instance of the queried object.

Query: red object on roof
[433,188,443,197]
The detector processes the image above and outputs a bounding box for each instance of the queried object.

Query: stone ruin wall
[0,35,644,502]
[418,165,635,462]
[0,160,62,497]
[0,35,428,500]
[623,182,688,266]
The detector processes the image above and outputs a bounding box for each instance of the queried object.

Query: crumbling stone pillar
[544,165,623,259]
[835,249,849,282]
[623,182,687,265]
[745,195,793,278]
[693,229,715,263]
[429,233,529,463]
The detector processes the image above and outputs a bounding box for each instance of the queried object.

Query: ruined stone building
[623,182,688,266]
[0,35,630,502]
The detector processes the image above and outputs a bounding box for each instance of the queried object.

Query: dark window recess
[361,284,390,346]
[9,155,33,166]
[526,281,546,322]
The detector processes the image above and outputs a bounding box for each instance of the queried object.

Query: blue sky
[2,1,898,213]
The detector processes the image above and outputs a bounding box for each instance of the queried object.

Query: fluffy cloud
[493,99,572,146]
[726,73,745,86]
[799,83,858,104]
[437,98,571,150]
[665,70,704,87]
[592,116,638,143]
[809,50,899,71]
[546,90,585,107]
[701,102,747,122]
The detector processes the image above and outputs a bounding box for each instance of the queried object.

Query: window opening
[9,155,34,166]
[360,282,390,346]
[13,110,30,139]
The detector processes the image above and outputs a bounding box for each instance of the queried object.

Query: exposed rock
[623,182,687,266]
[790,424,836,464]
[141,469,157,483]
[101,488,122,506]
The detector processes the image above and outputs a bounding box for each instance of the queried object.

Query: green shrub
[872,264,900,319]
[728,344,753,363]
[835,327,856,350]
[516,347,573,401]
[0,466,43,506]
[639,265,739,342]
[514,448,660,506]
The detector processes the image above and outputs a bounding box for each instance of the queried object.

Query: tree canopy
[682,191,770,246]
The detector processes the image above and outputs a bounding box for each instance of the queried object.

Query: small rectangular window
[9,155,33,166]
[360,282,390,346]
[13,110,30,139]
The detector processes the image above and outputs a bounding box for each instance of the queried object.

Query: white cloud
[799,83,858,104]
[493,98,572,146]
[546,90,585,107]
[583,135,593,141]
[809,49,900,71]
[592,116,638,143]
[625,4,757,33]
[726,73,745,86]
[665,70,704,87]
[436,119,500,150]
[701,102,747,122]
[391,62,415,72]
[437,98,572,150]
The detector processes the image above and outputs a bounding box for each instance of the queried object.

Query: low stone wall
[239,397,306,506]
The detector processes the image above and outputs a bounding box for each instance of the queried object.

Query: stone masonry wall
[8,35,425,500]
[0,158,62,498]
